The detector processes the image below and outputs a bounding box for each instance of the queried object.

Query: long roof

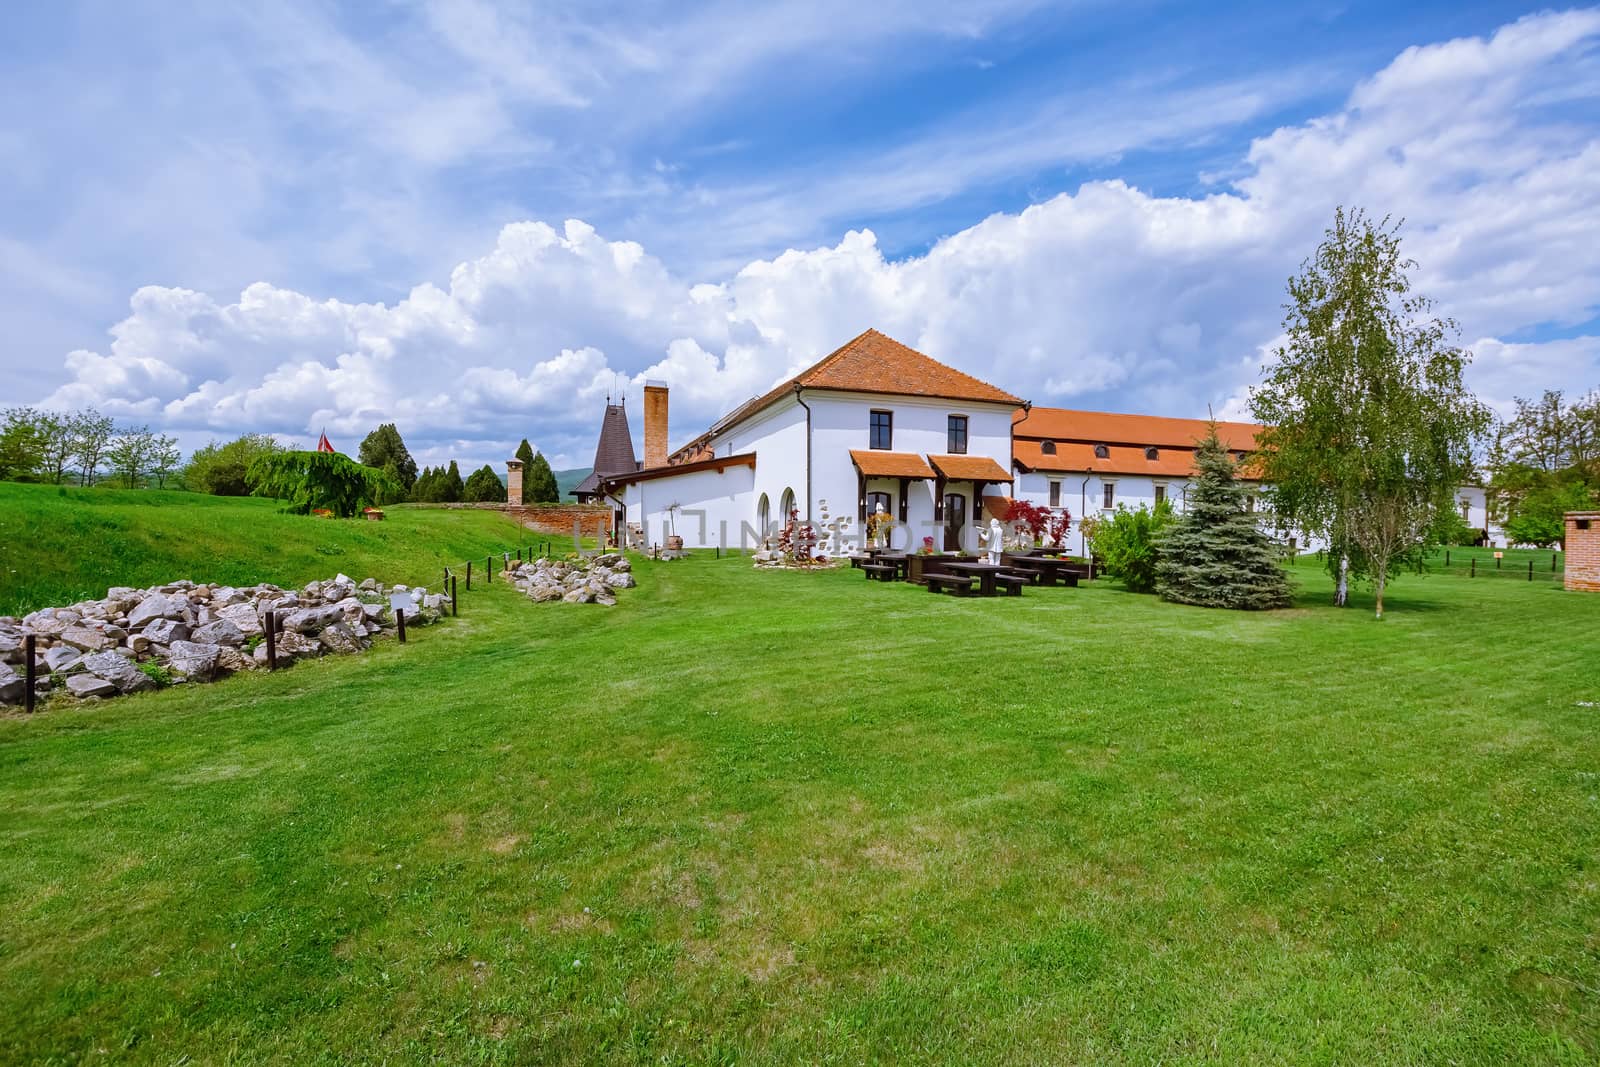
[1015,406,1265,451]
[671,329,1021,463]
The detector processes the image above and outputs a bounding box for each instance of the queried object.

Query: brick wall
[1566,512,1600,593]
[508,504,612,542]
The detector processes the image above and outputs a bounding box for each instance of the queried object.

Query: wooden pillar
[934,476,946,521]
[857,470,867,521]
[897,477,910,522]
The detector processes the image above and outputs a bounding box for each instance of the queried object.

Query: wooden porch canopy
[928,454,1013,524]
[850,450,936,521]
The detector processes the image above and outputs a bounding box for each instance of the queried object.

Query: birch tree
[1252,208,1491,617]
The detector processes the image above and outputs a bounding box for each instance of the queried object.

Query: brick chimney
[644,380,669,468]
[505,459,524,506]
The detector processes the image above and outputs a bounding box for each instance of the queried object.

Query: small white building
[602,330,1021,552]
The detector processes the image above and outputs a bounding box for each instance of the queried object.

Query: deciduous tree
[1251,208,1491,616]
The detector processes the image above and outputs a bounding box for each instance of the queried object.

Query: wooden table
[941,561,1006,597]
[869,551,909,580]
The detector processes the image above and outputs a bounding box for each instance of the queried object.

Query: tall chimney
[644,380,668,468]
[505,459,524,506]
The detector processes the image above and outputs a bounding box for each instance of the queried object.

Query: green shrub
[1084,500,1174,594]
[139,661,173,688]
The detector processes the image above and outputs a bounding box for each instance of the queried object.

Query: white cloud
[32,10,1600,474]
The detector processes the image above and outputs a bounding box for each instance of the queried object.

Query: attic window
[1094,444,1110,459]
[1040,441,1056,455]
[1145,446,1159,460]
[1579,519,1593,530]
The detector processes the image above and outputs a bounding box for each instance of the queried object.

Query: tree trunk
[1335,553,1349,607]
[1373,564,1386,619]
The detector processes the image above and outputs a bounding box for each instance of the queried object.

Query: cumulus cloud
[35,10,1600,472]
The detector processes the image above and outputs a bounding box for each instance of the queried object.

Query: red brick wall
[508,504,612,542]
[1566,513,1600,592]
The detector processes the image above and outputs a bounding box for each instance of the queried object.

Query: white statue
[983,517,1004,565]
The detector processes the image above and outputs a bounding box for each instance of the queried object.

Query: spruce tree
[526,451,560,503]
[444,460,464,502]
[515,438,535,470]
[1156,427,1293,610]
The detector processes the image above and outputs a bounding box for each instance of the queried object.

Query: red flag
[316,431,335,453]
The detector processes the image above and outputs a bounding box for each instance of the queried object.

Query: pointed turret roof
[572,402,639,496]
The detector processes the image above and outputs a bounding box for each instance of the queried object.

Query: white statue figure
[871,501,889,549]
[984,517,1004,565]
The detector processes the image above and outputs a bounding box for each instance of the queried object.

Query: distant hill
[553,467,592,499]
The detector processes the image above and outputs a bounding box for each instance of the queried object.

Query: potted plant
[665,502,684,553]
[906,536,940,584]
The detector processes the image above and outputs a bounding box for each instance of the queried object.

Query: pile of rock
[507,553,636,606]
[0,574,447,707]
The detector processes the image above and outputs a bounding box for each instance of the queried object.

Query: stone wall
[509,504,612,542]
[1566,511,1600,592]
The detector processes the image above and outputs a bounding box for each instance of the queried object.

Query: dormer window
[1145,446,1159,460]
[1093,444,1109,459]
[1040,440,1057,455]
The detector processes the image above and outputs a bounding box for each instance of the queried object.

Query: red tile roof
[671,329,1021,462]
[850,450,936,479]
[928,454,1012,483]
[1014,440,1263,480]
[1015,407,1265,452]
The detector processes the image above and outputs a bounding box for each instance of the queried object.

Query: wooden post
[451,575,458,616]
[444,567,451,592]
[265,610,278,670]
[516,548,522,562]
[396,607,407,644]
[1445,550,1450,568]
[1553,552,1559,571]
[1528,559,1534,581]
[465,560,472,590]
[23,633,36,713]
[1470,558,1476,578]
[1496,554,1501,570]
[487,555,493,583]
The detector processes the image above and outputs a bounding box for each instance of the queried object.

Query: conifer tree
[462,464,507,503]
[1155,427,1293,610]
[357,423,418,491]
[515,438,535,470]
[444,460,464,502]
[526,451,560,503]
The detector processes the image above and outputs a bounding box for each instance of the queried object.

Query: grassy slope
[1,509,1599,1062]
[0,483,545,615]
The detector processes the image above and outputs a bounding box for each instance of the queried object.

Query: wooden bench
[993,574,1028,596]
[1000,567,1041,586]
[861,564,897,581]
[925,573,974,596]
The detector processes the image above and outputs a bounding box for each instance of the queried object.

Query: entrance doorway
[943,492,966,551]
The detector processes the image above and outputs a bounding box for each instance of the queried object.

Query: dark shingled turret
[572,402,640,501]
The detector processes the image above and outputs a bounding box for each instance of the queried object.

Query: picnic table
[1003,554,1080,587]
[938,560,1019,597]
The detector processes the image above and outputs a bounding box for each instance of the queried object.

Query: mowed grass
[1,498,1599,1063]
[0,482,533,615]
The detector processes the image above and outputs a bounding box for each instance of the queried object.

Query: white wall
[621,463,757,549]
[806,391,1015,551]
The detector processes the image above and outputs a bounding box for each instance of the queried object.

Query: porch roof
[850,450,936,479]
[928,454,1012,483]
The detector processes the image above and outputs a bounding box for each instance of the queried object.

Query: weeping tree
[245,450,401,517]
[1252,208,1491,616]
[1155,428,1293,610]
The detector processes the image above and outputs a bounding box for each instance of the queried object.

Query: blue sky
[3,2,1598,470]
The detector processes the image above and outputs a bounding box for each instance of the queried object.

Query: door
[943,492,966,551]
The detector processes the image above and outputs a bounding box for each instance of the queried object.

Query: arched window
[1093,443,1109,459]
[1145,446,1159,460]
[779,487,795,522]
[1040,440,1057,455]
[756,493,770,533]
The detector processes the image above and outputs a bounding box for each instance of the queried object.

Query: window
[869,410,893,450]
[1578,518,1592,530]
[1094,444,1110,459]
[1040,440,1057,455]
[1459,499,1471,521]
[1102,482,1115,509]
[865,490,891,519]
[1154,484,1166,504]
[1049,481,1061,507]
[1145,446,1159,460]
[947,414,968,454]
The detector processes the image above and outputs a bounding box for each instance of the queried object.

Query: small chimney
[644,380,669,468]
[505,459,524,506]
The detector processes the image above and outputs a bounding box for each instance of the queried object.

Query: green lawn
[2,496,1599,1063]
[0,482,545,616]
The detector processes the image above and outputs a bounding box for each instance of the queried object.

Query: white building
[601,330,1020,552]
[576,328,1500,555]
